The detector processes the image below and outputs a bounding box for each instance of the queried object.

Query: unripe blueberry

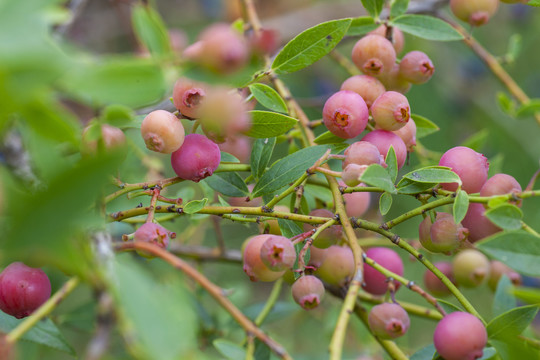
[291,275,325,310]
[134,222,172,250]
[398,51,435,85]
[81,124,126,155]
[363,247,404,295]
[342,164,368,187]
[371,91,411,131]
[218,136,252,163]
[340,75,386,109]
[243,235,285,282]
[316,245,355,286]
[369,25,405,55]
[141,110,185,154]
[323,90,369,139]
[480,173,522,206]
[0,262,51,319]
[377,64,412,94]
[450,0,499,26]
[170,134,221,182]
[392,118,416,152]
[172,77,207,119]
[419,213,468,253]
[259,205,289,235]
[368,303,410,339]
[260,235,296,271]
[342,181,371,218]
[302,209,342,249]
[487,260,522,291]
[352,34,397,76]
[438,146,489,193]
[461,203,501,242]
[452,249,490,288]
[434,312,487,360]
[361,130,407,169]
[307,246,328,269]
[424,262,456,297]
[343,141,384,169]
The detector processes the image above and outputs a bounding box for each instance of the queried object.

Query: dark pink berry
[170,134,221,182]
[424,262,456,297]
[371,91,411,131]
[343,141,384,169]
[361,130,407,169]
[452,249,490,288]
[438,146,489,193]
[172,77,207,119]
[0,262,51,319]
[243,235,285,282]
[260,235,296,271]
[480,173,522,206]
[134,223,172,250]
[368,25,405,55]
[399,51,435,85]
[487,261,522,291]
[351,34,397,76]
[434,312,487,360]
[363,247,404,295]
[141,110,185,154]
[316,245,355,286]
[340,75,386,109]
[392,118,417,152]
[291,275,325,310]
[323,90,369,139]
[368,303,410,339]
[302,209,342,249]
[450,0,499,26]
[461,203,501,242]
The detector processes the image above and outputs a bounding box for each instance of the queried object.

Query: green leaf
[272,18,352,74]
[252,145,343,197]
[254,339,271,360]
[220,151,241,163]
[361,0,385,19]
[512,287,540,304]
[111,255,198,360]
[359,164,397,194]
[0,311,76,356]
[437,299,464,314]
[529,0,540,6]
[250,137,276,180]
[204,172,248,197]
[477,231,540,277]
[379,192,393,215]
[515,99,540,118]
[101,104,134,128]
[461,129,489,152]
[391,15,463,41]
[183,198,208,214]
[478,348,498,360]
[131,4,171,57]
[390,0,409,18]
[402,166,461,186]
[410,344,436,360]
[396,178,436,194]
[412,114,439,138]
[278,219,303,239]
[487,304,539,339]
[248,83,288,114]
[347,16,378,36]
[453,190,469,224]
[386,145,398,183]
[245,111,298,138]
[491,338,540,360]
[485,204,523,231]
[213,339,246,360]
[497,92,515,116]
[314,131,347,145]
[493,275,517,317]
[506,34,522,63]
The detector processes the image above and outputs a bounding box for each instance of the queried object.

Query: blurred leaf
[314,131,347,145]
[396,178,436,194]
[386,145,398,183]
[359,164,397,194]
[131,3,171,57]
[390,15,463,41]
[506,34,522,63]
[491,338,540,360]
[513,287,540,304]
[248,84,288,113]
[461,129,489,152]
[412,114,439,138]
[379,192,392,215]
[100,104,135,128]
[245,111,298,138]
[477,231,540,277]
[347,16,378,36]
[183,198,208,214]
[254,339,271,360]
[213,339,246,360]
[361,0,385,18]
[272,18,352,74]
[485,204,523,231]
[528,0,540,6]
[204,172,248,197]
[277,219,303,239]
[402,166,461,186]
[478,348,498,360]
[493,275,517,317]
[410,343,436,360]
[487,305,539,339]
[515,99,540,118]
[220,152,241,163]
[250,137,276,181]
[0,311,75,356]
[437,299,463,314]
[487,153,504,178]
[497,92,515,116]
[111,255,198,360]
[390,0,409,18]
[453,190,469,224]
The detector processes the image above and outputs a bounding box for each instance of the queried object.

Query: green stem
[215,163,251,172]
[265,172,309,209]
[255,278,284,326]
[357,292,443,321]
[384,196,454,229]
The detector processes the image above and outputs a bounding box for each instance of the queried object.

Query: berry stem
[254,278,284,326]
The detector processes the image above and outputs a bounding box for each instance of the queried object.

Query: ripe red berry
[0,262,51,319]
[424,262,456,297]
[438,146,489,193]
[487,260,522,291]
[368,25,405,55]
[134,222,172,250]
[323,90,369,139]
[352,34,397,76]
[170,134,221,182]
[480,173,522,206]
[141,110,185,154]
[418,212,468,253]
[461,203,501,242]
[434,312,487,360]
[450,0,499,26]
[302,209,342,249]
[361,130,407,169]
[260,235,296,271]
[340,75,386,109]
[316,245,355,286]
[371,91,411,131]
[172,78,207,119]
[368,303,410,339]
[291,275,325,310]
[363,247,404,295]
[452,249,490,288]
[392,118,417,152]
[243,235,285,282]
[398,51,435,85]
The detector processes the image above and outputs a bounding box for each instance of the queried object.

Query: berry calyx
[291,275,325,310]
[260,235,296,271]
[371,91,411,131]
[323,90,369,139]
[352,34,397,76]
[368,303,410,339]
[398,51,435,85]
[243,235,286,282]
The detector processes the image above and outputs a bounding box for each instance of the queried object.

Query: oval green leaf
[131,4,171,57]
[379,192,393,215]
[390,14,464,41]
[204,172,249,197]
[402,166,461,186]
[485,204,523,231]
[361,0,385,19]
[453,189,469,225]
[359,164,397,194]
[487,304,539,339]
[248,83,288,113]
[250,137,276,180]
[244,111,298,138]
[412,114,439,139]
[347,16,378,36]
[314,130,347,145]
[183,198,209,214]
